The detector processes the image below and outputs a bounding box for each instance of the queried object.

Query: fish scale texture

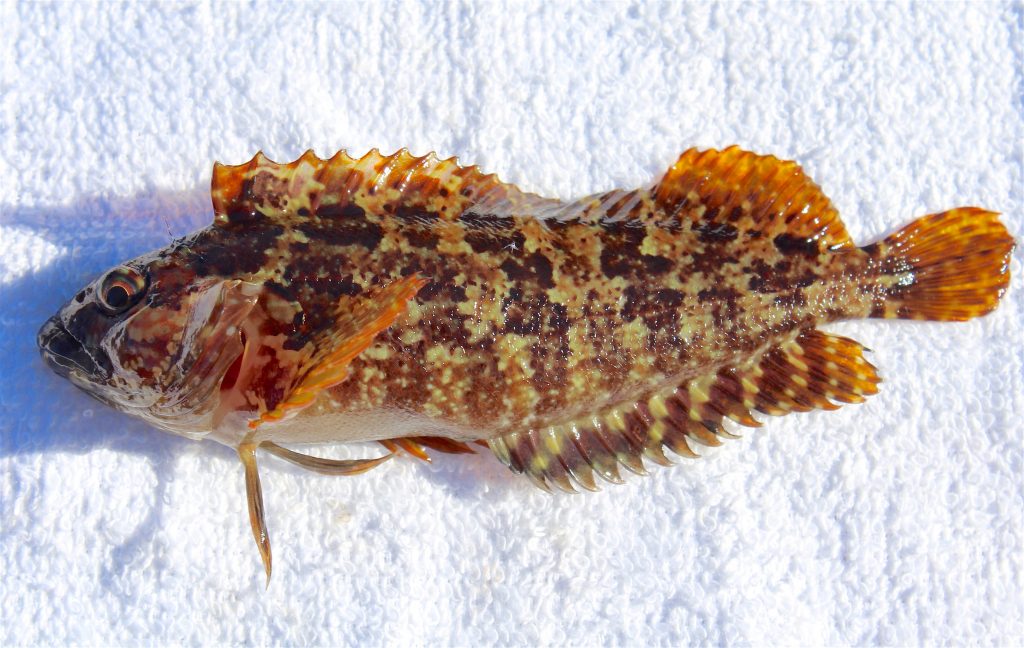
[0,1,1021,645]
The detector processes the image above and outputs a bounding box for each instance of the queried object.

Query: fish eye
[99,266,147,313]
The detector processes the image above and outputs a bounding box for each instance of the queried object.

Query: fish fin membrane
[249,275,426,429]
[377,436,476,462]
[488,328,880,493]
[872,208,1014,321]
[211,149,559,227]
[651,146,853,252]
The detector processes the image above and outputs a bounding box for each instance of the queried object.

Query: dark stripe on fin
[378,436,477,462]
[652,146,853,251]
[870,208,1014,321]
[488,329,881,493]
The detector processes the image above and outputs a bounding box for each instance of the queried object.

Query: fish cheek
[113,280,259,419]
[114,304,189,387]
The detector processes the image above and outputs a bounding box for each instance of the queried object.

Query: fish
[37,146,1014,583]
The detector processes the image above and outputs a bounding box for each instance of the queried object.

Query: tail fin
[872,208,1014,321]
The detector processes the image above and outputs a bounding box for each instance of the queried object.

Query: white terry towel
[0,2,1020,645]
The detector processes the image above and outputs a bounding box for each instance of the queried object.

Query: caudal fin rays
[869,208,1014,321]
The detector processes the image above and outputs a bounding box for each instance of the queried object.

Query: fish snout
[37,315,108,381]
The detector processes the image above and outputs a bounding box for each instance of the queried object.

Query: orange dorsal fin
[211,149,558,228]
[248,274,426,429]
[651,146,853,251]
[489,328,880,493]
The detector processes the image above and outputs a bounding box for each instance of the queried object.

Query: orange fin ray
[489,329,881,493]
[869,208,1014,321]
[652,146,853,251]
[249,275,426,429]
[405,436,477,455]
[378,436,477,463]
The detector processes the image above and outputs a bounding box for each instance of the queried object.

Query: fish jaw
[38,315,111,384]
[37,314,125,413]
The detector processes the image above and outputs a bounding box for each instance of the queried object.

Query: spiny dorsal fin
[652,146,853,251]
[488,329,880,493]
[210,149,557,227]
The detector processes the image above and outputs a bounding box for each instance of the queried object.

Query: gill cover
[124,279,262,437]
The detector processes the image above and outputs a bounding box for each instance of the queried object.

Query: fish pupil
[105,285,130,309]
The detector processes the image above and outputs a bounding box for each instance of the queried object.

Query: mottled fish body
[38,146,1014,581]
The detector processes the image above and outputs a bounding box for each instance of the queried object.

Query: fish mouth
[37,316,110,382]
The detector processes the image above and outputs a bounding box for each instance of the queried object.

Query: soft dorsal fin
[652,146,853,251]
[488,329,880,493]
[210,149,557,227]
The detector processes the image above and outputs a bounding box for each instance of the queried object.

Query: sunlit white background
[1,1,1020,644]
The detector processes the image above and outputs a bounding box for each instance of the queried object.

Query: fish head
[37,240,261,439]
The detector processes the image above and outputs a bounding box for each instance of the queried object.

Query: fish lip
[37,316,110,382]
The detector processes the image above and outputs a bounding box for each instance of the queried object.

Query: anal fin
[489,329,881,493]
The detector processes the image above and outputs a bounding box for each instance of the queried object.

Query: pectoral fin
[238,274,426,429]
[238,443,272,587]
[260,442,393,476]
